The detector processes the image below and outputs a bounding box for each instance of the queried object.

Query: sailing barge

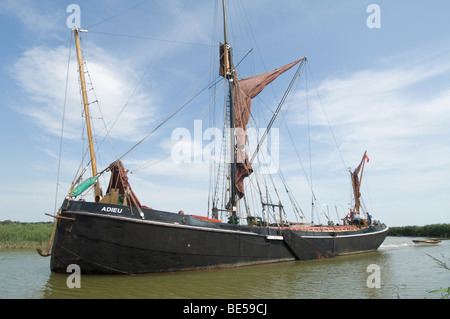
[41,1,388,274]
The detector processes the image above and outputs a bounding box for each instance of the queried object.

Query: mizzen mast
[351,151,369,214]
[74,28,102,202]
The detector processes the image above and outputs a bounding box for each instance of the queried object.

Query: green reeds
[0,220,53,250]
[388,223,450,238]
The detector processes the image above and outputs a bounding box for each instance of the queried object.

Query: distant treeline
[0,220,53,249]
[388,223,450,238]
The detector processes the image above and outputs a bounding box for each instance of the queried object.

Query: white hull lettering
[101,206,123,214]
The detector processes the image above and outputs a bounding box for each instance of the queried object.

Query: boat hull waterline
[50,201,388,274]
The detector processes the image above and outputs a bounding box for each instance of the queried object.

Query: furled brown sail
[104,160,142,207]
[220,44,301,198]
[351,151,369,213]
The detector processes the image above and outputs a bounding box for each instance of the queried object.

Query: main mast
[74,29,102,202]
[222,0,237,218]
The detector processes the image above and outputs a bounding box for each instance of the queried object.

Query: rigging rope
[54,32,73,214]
[88,31,213,48]
[82,60,118,160]
[68,3,221,179]
[117,58,222,163]
[131,78,224,173]
[307,62,348,171]
[86,0,195,157]
[85,0,150,29]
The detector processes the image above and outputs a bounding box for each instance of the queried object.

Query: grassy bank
[0,220,53,250]
[1,220,449,249]
[388,223,450,238]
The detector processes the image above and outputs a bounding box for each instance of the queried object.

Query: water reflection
[42,251,393,299]
[1,237,448,299]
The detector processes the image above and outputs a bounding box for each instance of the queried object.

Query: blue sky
[0,0,449,227]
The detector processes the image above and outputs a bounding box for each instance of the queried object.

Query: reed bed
[388,223,450,238]
[0,220,53,250]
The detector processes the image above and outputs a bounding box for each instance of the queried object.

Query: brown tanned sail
[220,43,301,197]
[102,160,143,208]
[351,151,369,213]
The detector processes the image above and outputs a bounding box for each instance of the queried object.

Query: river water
[0,237,448,299]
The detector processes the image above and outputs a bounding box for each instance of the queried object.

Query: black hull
[50,200,388,274]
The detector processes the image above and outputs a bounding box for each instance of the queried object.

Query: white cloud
[11,44,156,143]
[284,53,450,226]
[0,0,58,33]
[291,57,450,169]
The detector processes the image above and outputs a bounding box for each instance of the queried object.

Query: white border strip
[301,227,389,239]
[67,210,260,237]
[66,210,388,240]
